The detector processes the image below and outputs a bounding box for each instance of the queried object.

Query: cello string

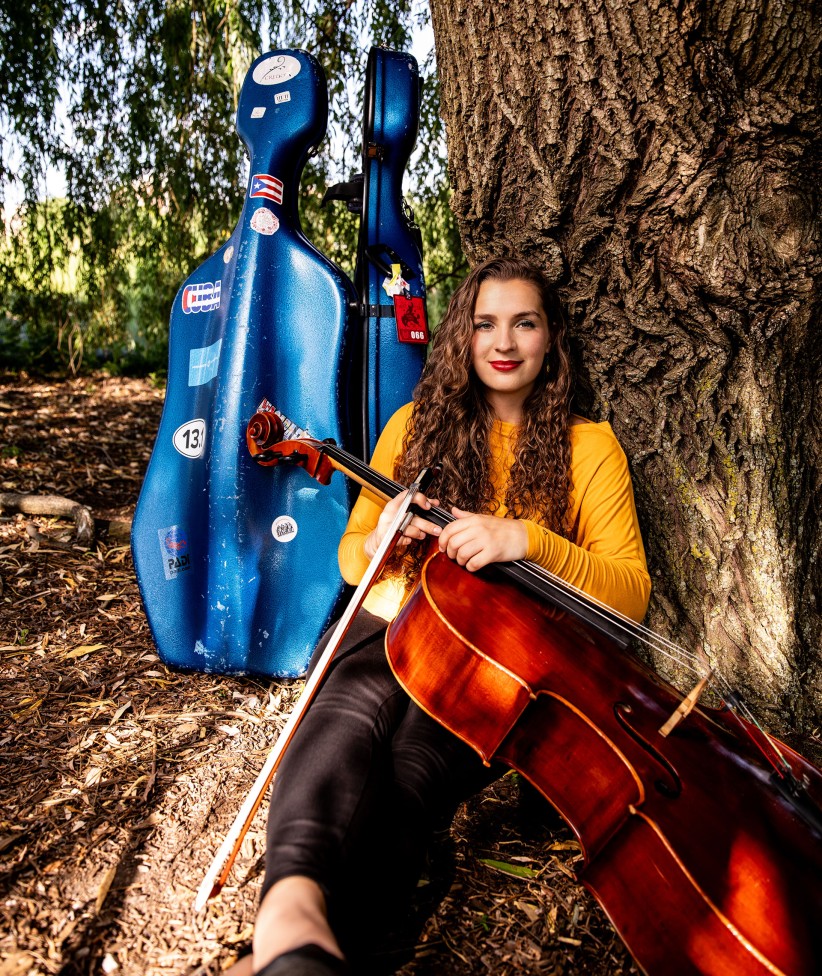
[310,429,723,677]
[472,544,794,775]
[512,558,794,775]
[695,670,794,775]
[410,490,793,773]
[508,556,708,675]
[320,428,710,675]
[412,494,710,678]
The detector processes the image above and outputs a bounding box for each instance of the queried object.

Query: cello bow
[195,451,439,909]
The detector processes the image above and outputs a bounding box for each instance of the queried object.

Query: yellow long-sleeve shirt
[339,403,651,623]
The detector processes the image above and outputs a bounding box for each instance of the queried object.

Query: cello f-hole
[614,703,682,799]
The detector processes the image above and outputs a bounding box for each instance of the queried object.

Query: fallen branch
[0,492,95,546]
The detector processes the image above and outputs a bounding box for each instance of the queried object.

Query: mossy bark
[429,0,821,732]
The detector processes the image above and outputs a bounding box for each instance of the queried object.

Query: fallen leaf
[478,858,539,879]
[549,840,581,852]
[111,701,132,722]
[65,643,106,659]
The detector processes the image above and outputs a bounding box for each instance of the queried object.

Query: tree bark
[429,0,821,733]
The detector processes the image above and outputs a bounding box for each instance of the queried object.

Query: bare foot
[252,876,344,972]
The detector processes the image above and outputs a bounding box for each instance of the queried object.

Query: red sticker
[393,295,429,344]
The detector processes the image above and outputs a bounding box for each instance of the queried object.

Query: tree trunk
[429,0,821,734]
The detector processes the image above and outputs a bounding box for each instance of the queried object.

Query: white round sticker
[252,55,302,86]
[173,419,206,458]
[271,515,298,543]
[250,207,279,236]
[223,245,234,264]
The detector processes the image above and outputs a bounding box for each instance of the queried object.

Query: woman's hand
[438,507,528,571]
[363,490,441,560]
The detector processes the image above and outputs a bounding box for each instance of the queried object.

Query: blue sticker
[188,339,222,386]
[158,525,192,580]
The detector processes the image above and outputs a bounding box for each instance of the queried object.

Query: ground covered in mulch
[0,375,638,976]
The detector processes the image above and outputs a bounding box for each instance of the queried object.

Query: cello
[239,402,822,976]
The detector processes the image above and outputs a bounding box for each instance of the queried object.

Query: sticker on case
[182,280,221,314]
[250,208,280,236]
[250,173,284,204]
[271,516,298,543]
[382,262,408,298]
[252,55,301,86]
[158,525,192,580]
[172,418,206,458]
[188,339,222,386]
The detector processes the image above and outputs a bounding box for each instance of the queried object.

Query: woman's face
[470,277,552,420]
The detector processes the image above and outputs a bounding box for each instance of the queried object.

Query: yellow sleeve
[522,429,651,622]
[337,403,414,587]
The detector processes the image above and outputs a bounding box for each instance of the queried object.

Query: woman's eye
[473,320,494,331]
[516,319,536,329]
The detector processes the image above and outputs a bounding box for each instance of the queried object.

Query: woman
[245,256,650,975]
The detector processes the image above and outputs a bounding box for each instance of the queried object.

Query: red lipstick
[489,361,521,371]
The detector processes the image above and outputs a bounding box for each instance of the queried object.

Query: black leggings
[260,610,499,934]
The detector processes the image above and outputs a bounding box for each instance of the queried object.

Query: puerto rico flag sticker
[250,173,284,204]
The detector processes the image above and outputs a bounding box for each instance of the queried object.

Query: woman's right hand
[363,490,441,559]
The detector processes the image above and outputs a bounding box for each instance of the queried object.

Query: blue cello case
[325,48,428,456]
[356,47,428,457]
[131,51,359,677]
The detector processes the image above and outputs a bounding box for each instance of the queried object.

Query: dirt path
[0,376,635,976]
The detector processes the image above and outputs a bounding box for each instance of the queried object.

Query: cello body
[387,551,822,976]
[131,51,358,677]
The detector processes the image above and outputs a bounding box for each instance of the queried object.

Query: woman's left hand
[437,507,528,571]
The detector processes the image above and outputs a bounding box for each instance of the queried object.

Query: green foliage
[0,1,463,374]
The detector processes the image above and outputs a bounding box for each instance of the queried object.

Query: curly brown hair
[388,256,574,578]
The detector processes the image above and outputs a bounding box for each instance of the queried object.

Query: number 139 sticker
[173,419,207,458]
